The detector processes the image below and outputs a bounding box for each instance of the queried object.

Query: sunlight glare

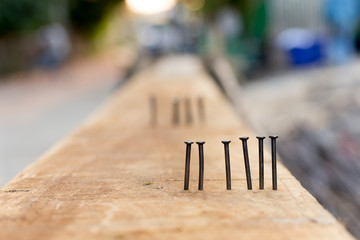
[125,0,177,15]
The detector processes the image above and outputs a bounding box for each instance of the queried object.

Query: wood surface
[0,56,353,239]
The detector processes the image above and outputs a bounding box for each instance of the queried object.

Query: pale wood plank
[0,56,353,239]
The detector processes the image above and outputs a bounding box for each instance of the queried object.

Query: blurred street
[0,51,133,185]
[243,60,360,134]
[242,59,360,237]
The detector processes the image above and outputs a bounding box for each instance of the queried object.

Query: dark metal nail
[184,141,193,190]
[172,98,180,125]
[256,136,265,190]
[198,97,205,123]
[149,95,157,126]
[185,97,192,125]
[196,141,205,190]
[222,140,231,190]
[240,137,252,190]
[269,136,278,190]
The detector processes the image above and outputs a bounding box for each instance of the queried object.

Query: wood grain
[0,56,353,239]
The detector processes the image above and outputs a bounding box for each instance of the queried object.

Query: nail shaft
[172,98,180,125]
[184,141,193,190]
[270,136,278,190]
[240,137,252,190]
[198,97,205,123]
[185,97,192,125]
[197,141,205,190]
[149,95,157,126]
[257,136,265,190]
[222,140,231,190]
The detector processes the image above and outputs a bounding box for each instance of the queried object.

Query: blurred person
[217,7,243,40]
[37,23,71,68]
[325,0,360,63]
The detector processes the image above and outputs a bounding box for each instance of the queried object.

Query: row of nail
[183,136,279,191]
[149,95,205,126]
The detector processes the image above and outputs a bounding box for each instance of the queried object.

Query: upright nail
[185,97,192,125]
[240,137,252,190]
[184,141,193,190]
[196,141,205,190]
[198,97,205,123]
[257,136,265,190]
[222,140,231,190]
[172,98,180,125]
[269,136,278,190]
[149,95,157,126]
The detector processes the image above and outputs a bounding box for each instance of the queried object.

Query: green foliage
[0,0,50,36]
[69,0,122,37]
[199,0,267,73]
[201,0,267,36]
[0,0,123,38]
[201,0,232,18]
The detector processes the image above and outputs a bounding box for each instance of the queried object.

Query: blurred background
[1,0,360,238]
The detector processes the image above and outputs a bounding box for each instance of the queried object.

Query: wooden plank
[0,56,353,239]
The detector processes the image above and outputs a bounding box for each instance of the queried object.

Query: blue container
[288,41,323,65]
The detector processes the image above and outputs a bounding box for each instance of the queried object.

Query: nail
[184,141,193,190]
[222,140,231,190]
[198,97,205,123]
[257,136,265,190]
[269,136,278,190]
[240,137,252,190]
[149,95,157,126]
[185,97,192,125]
[196,141,205,190]
[172,98,180,125]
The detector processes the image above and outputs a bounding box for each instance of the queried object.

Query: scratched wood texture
[0,56,353,240]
